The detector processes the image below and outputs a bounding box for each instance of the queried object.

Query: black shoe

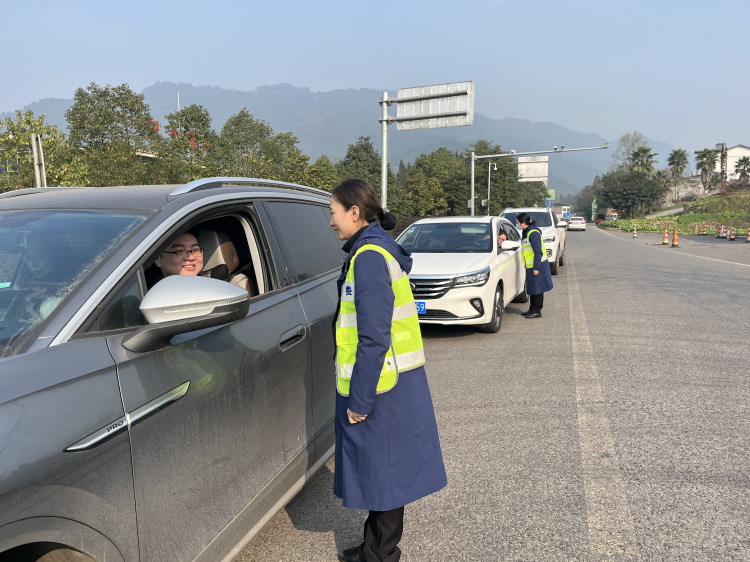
[525,311,542,319]
[339,544,366,562]
[521,309,533,317]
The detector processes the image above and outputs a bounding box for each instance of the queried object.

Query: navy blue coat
[523,225,553,295]
[333,222,447,511]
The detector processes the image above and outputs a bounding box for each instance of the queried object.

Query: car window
[97,272,146,331]
[552,213,559,226]
[398,222,493,253]
[263,202,343,283]
[500,212,553,227]
[0,209,148,357]
[502,223,519,241]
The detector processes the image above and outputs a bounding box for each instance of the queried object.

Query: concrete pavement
[237,227,750,561]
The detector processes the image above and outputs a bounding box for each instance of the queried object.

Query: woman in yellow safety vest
[517,212,553,318]
[330,179,447,562]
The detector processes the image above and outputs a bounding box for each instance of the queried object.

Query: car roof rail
[0,186,93,200]
[169,177,332,198]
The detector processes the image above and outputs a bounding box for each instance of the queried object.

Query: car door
[499,221,523,299]
[494,220,517,303]
[99,205,312,562]
[259,200,342,466]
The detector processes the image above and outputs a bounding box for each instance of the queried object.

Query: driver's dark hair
[331,179,397,231]
[516,212,535,226]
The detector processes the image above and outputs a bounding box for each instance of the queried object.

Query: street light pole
[380,91,389,208]
[487,161,497,216]
[470,152,475,216]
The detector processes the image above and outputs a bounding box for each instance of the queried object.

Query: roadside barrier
[671,227,679,247]
[729,226,736,241]
[633,224,637,238]
[662,227,669,245]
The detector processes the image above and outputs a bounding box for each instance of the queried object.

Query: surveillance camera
[561,146,565,150]
[554,145,557,151]
[604,142,609,149]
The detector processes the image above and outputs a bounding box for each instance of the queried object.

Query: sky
[4,0,748,152]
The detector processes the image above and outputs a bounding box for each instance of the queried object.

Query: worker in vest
[330,179,447,562]
[517,212,553,318]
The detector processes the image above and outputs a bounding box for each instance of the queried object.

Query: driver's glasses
[163,248,204,260]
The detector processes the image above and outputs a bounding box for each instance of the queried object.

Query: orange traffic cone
[746,229,750,243]
[702,224,707,236]
[633,224,637,238]
[662,227,669,245]
[672,228,679,247]
[716,225,721,237]
[730,226,736,241]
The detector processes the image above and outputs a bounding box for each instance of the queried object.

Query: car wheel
[512,281,529,303]
[550,254,559,275]
[480,286,503,333]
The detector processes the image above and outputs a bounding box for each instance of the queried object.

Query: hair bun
[380,209,397,231]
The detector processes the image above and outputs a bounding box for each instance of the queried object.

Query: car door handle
[280,325,305,352]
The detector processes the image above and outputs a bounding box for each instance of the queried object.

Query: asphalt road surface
[237,228,750,561]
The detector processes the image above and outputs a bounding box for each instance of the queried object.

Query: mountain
[0,82,677,195]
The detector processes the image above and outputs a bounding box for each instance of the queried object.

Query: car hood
[408,252,493,276]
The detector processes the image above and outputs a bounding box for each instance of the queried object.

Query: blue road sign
[545,199,552,207]
[563,213,572,219]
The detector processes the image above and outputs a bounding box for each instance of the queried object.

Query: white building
[714,144,750,179]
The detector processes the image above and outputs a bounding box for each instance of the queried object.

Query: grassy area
[598,212,750,235]
[690,190,750,214]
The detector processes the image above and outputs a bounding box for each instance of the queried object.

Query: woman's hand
[347,408,367,424]
[533,270,539,276]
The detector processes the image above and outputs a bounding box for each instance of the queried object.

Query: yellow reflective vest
[521,227,548,269]
[336,244,425,396]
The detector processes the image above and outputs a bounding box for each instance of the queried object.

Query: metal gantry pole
[37,134,47,187]
[380,91,389,208]
[30,133,42,188]
[487,162,495,216]
[470,152,475,216]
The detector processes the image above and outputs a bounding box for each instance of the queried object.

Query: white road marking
[594,227,750,268]
[568,263,639,559]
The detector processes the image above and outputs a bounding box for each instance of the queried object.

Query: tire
[480,286,504,333]
[512,281,529,303]
[559,246,565,267]
[550,254,559,275]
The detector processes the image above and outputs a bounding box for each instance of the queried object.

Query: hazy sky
[5,0,747,151]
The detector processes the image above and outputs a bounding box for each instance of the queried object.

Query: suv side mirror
[500,240,521,251]
[557,221,568,228]
[123,275,249,353]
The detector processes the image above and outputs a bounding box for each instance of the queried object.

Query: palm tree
[695,148,718,193]
[735,156,750,183]
[629,145,659,176]
[654,169,672,196]
[667,148,689,200]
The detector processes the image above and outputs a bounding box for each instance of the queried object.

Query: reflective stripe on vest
[335,244,426,397]
[521,227,549,269]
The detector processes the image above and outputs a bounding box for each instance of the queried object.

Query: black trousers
[530,293,544,313]
[363,507,404,562]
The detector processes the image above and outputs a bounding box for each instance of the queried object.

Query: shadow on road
[420,324,477,340]
[284,462,367,556]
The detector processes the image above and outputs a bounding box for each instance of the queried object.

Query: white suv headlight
[543,236,556,243]
[454,267,491,287]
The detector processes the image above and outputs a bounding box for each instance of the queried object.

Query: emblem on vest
[346,286,353,296]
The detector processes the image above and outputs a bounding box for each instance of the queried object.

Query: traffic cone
[723,225,728,239]
[633,224,637,238]
[730,226,736,241]
[702,224,707,236]
[746,229,750,243]
[716,225,721,237]
[672,228,679,247]
[662,227,669,245]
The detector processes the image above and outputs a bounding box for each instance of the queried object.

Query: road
[237,228,750,561]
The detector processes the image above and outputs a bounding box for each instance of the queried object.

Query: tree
[695,148,718,193]
[653,169,673,201]
[306,155,338,191]
[595,170,663,218]
[628,145,659,176]
[610,131,646,171]
[396,159,408,188]
[158,104,219,183]
[0,110,84,190]
[403,173,448,217]
[734,156,750,183]
[65,83,160,186]
[337,136,395,199]
[667,148,689,201]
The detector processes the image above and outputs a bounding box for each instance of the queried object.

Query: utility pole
[380,91,389,208]
[720,143,728,196]
[30,133,47,188]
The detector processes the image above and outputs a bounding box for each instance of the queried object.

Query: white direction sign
[395,81,475,131]
[517,156,549,187]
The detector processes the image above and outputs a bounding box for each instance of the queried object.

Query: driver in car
[147,229,204,288]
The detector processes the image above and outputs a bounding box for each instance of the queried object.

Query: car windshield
[397,222,493,253]
[0,209,148,357]
[501,211,553,227]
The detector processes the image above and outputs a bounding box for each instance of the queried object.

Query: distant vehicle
[500,207,567,275]
[396,216,527,333]
[596,213,606,224]
[0,178,341,562]
[606,213,619,221]
[567,217,587,231]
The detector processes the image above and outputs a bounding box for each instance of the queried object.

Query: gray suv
[0,178,342,562]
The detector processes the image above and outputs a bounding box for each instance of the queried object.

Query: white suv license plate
[416,301,426,314]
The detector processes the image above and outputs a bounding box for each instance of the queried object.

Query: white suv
[500,207,567,275]
[396,216,527,333]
